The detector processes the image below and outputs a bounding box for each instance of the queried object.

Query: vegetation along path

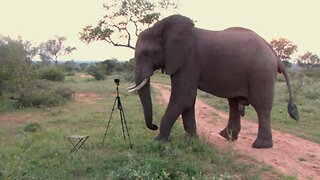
[152,83,320,180]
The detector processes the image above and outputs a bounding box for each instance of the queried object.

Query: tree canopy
[80,0,179,50]
[0,36,34,96]
[39,36,76,64]
[296,51,320,65]
[269,37,298,62]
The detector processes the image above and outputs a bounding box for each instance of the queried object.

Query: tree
[0,36,33,96]
[39,36,76,64]
[269,38,298,61]
[79,62,89,71]
[95,58,119,75]
[62,60,77,72]
[80,0,179,50]
[16,36,39,61]
[296,51,320,65]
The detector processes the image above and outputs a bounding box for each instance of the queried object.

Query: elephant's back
[195,27,278,98]
[195,27,278,71]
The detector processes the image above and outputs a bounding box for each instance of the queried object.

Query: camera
[114,78,120,85]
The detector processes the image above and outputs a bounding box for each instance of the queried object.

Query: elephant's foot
[185,129,197,137]
[154,134,170,142]
[219,128,239,141]
[184,132,198,139]
[252,137,273,148]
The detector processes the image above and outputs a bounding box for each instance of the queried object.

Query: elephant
[127,14,299,148]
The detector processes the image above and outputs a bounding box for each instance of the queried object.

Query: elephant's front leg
[219,98,241,141]
[182,97,197,137]
[155,73,198,141]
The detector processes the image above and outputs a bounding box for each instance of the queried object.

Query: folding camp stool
[68,135,89,153]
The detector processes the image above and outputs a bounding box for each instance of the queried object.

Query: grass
[0,95,16,113]
[0,73,292,179]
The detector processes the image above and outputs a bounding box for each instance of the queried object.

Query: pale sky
[0,0,319,61]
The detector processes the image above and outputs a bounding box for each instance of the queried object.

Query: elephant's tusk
[127,78,148,92]
[135,78,149,90]
[126,84,136,91]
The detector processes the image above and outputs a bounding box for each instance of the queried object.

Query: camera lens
[114,78,120,84]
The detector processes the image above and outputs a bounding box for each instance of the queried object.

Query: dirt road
[152,83,320,180]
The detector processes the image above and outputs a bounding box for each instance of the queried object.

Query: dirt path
[0,113,35,123]
[152,83,320,180]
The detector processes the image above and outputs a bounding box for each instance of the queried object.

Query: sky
[0,0,319,61]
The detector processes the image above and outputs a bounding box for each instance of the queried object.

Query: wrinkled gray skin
[134,15,299,148]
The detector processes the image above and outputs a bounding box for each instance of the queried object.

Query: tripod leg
[102,97,117,146]
[119,107,126,140]
[120,108,133,149]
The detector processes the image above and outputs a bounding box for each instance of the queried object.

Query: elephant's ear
[160,15,195,75]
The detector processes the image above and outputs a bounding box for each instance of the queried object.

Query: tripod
[102,81,132,148]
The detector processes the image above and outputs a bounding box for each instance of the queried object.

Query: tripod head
[113,78,122,109]
[114,78,120,96]
[114,78,120,86]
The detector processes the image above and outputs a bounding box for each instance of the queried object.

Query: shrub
[276,75,286,82]
[36,67,65,81]
[0,96,16,113]
[54,86,73,99]
[282,60,292,68]
[19,91,60,107]
[304,69,320,78]
[87,66,105,80]
[23,122,40,132]
[17,81,73,108]
[123,73,135,83]
[303,89,320,100]
[65,71,75,76]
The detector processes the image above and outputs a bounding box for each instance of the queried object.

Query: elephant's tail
[277,59,299,121]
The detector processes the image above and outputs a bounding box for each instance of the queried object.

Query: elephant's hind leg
[219,98,241,141]
[238,98,249,117]
[250,89,274,148]
[252,111,273,148]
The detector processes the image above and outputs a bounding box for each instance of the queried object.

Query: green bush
[65,71,75,76]
[19,91,61,107]
[36,67,65,81]
[303,89,320,100]
[282,60,292,68]
[54,87,73,99]
[123,73,134,83]
[17,81,73,108]
[276,75,285,82]
[87,67,105,80]
[0,96,16,113]
[304,69,320,78]
[23,122,40,132]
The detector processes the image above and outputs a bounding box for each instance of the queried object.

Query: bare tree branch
[39,36,76,64]
[104,37,135,50]
[80,0,179,51]
[130,16,140,36]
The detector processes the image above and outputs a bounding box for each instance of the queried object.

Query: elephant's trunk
[137,78,158,131]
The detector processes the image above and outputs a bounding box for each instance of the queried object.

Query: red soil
[0,113,34,123]
[73,92,103,103]
[79,74,94,78]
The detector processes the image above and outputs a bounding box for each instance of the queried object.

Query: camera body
[114,78,120,85]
